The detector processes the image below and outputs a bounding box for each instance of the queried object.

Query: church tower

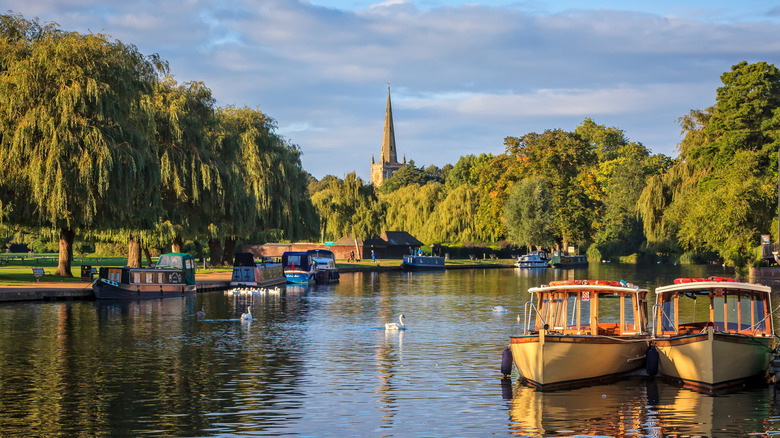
[371,85,404,187]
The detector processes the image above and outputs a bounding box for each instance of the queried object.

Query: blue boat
[282,251,316,284]
[401,255,445,271]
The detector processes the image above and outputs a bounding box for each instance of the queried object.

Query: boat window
[133,272,141,284]
[580,292,591,330]
[599,293,621,324]
[566,293,578,330]
[713,294,726,331]
[158,273,164,283]
[754,295,767,332]
[538,295,551,329]
[623,294,636,332]
[660,293,676,332]
[739,293,752,331]
[726,294,739,331]
[550,293,566,330]
[145,272,153,283]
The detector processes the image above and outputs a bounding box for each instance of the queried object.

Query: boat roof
[529,284,648,294]
[656,280,771,295]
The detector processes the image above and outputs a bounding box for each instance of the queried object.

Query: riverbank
[0,259,516,302]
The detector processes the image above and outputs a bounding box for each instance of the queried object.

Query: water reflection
[507,376,780,437]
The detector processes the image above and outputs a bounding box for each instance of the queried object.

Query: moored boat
[651,277,775,392]
[549,251,588,268]
[282,251,316,284]
[509,280,650,390]
[229,252,286,289]
[307,249,340,283]
[93,253,197,299]
[400,255,445,271]
[514,251,550,268]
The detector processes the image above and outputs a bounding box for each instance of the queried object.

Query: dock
[0,271,233,303]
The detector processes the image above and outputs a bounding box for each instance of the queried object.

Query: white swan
[241,306,253,321]
[196,305,206,318]
[492,306,508,313]
[385,314,406,331]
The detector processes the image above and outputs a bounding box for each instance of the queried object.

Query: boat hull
[93,279,196,300]
[400,256,445,271]
[654,329,774,391]
[510,331,648,390]
[514,262,549,268]
[285,271,314,284]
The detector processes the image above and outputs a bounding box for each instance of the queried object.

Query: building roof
[380,85,398,165]
[380,231,423,247]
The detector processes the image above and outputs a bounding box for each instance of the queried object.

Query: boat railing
[745,304,779,335]
[522,300,545,334]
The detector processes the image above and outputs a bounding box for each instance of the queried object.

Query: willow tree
[0,14,159,275]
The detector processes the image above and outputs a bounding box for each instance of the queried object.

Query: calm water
[1,264,780,437]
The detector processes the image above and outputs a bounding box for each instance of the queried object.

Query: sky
[4,0,780,181]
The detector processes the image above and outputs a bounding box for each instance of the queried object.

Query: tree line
[0,13,317,276]
[311,61,780,269]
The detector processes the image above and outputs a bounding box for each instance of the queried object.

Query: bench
[32,267,48,281]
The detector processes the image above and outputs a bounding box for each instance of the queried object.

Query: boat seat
[597,323,619,335]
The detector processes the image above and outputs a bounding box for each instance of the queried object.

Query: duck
[241,306,253,321]
[196,305,206,318]
[385,314,406,331]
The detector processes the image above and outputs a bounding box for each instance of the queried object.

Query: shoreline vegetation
[0,253,517,285]
[1,11,778,276]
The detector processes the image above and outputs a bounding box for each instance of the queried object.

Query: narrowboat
[229,252,286,289]
[549,251,588,268]
[509,280,650,390]
[93,253,197,299]
[400,255,445,271]
[651,277,775,392]
[282,251,316,284]
[307,249,340,283]
[514,251,550,268]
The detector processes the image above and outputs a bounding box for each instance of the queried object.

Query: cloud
[5,0,780,179]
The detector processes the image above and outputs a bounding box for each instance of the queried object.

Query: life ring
[593,280,619,286]
[549,280,583,286]
[708,276,737,283]
[673,278,707,284]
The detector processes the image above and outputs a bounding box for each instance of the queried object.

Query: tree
[503,177,555,249]
[0,16,159,275]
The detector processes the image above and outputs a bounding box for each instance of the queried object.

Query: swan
[196,305,206,318]
[492,306,508,313]
[385,314,406,331]
[241,306,253,321]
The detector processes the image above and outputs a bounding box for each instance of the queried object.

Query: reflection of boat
[307,249,340,283]
[650,379,775,436]
[651,277,775,392]
[509,280,650,390]
[229,253,285,289]
[400,255,445,271]
[282,251,316,284]
[508,377,648,436]
[549,250,588,268]
[93,253,197,299]
[514,251,549,268]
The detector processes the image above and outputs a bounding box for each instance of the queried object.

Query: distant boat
[282,251,316,284]
[400,255,445,271]
[229,252,286,289]
[549,251,588,268]
[93,253,197,299]
[652,277,775,392]
[307,249,340,284]
[514,251,550,268]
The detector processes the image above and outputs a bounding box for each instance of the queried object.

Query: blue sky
[4,0,780,180]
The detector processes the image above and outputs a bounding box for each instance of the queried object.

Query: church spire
[380,83,398,164]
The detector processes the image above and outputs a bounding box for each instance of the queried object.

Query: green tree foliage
[380,182,444,240]
[639,61,780,267]
[310,172,383,241]
[503,177,555,249]
[0,15,159,275]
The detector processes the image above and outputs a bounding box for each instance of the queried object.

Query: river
[0,263,778,436]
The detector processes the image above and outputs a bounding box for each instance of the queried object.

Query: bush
[94,242,128,257]
[586,245,602,262]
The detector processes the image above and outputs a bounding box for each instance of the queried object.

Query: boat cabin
[529,281,648,336]
[654,278,773,337]
[282,251,314,271]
